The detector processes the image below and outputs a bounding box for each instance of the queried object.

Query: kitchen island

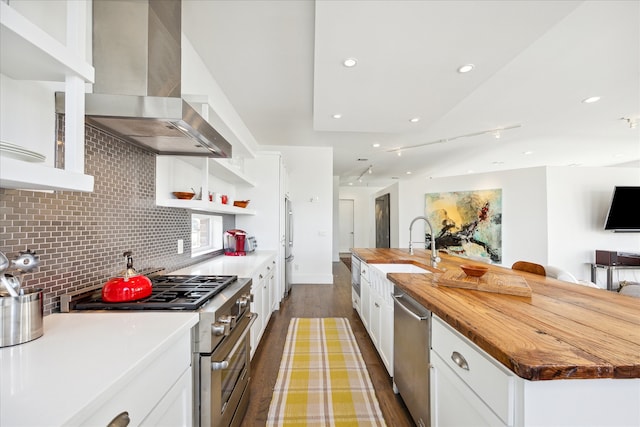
[353,248,640,426]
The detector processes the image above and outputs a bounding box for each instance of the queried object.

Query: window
[191,213,223,257]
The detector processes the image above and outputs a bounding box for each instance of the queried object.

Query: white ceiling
[183,0,640,188]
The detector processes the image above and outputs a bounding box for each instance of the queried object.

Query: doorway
[339,199,354,252]
[375,193,390,248]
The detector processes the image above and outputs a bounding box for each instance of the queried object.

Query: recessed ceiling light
[343,58,358,67]
[466,170,474,174]
[409,117,420,123]
[457,64,475,73]
[348,182,353,186]
[332,114,342,119]
[397,151,402,157]
[406,171,412,175]
[523,151,533,155]
[582,96,601,104]
[372,143,381,148]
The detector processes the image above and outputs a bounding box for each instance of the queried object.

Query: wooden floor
[239,260,415,426]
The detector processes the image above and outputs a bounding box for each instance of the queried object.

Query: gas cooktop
[71,275,238,311]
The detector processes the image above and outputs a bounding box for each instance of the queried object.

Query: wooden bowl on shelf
[460,264,489,278]
[172,191,195,200]
[233,200,250,208]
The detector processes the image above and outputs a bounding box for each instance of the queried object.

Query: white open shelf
[209,159,255,187]
[0,156,94,192]
[0,2,94,82]
[0,1,95,192]
[157,198,256,215]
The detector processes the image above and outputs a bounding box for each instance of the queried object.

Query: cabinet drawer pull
[451,351,469,371]
[107,411,130,427]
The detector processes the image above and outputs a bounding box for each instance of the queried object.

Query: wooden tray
[436,269,532,297]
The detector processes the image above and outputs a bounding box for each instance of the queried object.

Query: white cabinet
[430,314,640,427]
[378,293,394,375]
[430,354,506,427]
[0,1,95,192]
[261,269,271,329]
[250,254,277,358]
[250,268,264,358]
[360,262,371,331]
[370,290,381,349]
[69,321,194,426]
[352,287,361,315]
[431,315,513,427]
[156,156,256,215]
[363,263,427,377]
[140,368,193,426]
[359,261,395,375]
[268,259,278,312]
[237,153,287,306]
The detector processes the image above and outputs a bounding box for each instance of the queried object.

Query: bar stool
[511,261,546,276]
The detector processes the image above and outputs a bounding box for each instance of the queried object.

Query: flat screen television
[604,186,640,232]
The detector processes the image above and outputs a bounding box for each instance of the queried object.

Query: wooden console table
[590,263,640,291]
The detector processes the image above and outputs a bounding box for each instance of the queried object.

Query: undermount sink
[370,263,430,274]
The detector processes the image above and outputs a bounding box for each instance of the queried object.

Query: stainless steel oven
[61,274,255,427]
[199,310,255,427]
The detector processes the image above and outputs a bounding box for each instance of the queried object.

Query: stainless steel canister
[0,288,44,347]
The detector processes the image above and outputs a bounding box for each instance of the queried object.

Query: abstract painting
[425,189,502,263]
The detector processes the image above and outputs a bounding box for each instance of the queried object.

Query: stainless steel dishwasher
[393,284,431,427]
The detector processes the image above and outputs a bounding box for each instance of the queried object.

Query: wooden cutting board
[436,269,532,297]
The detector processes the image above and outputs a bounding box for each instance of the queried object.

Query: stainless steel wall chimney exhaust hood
[55,0,232,158]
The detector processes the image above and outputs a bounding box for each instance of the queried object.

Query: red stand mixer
[224,229,247,256]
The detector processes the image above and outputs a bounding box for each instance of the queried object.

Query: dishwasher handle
[392,294,429,321]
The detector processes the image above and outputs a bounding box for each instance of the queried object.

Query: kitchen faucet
[409,216,440,268]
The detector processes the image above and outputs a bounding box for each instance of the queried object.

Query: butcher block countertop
[352,248,640,381]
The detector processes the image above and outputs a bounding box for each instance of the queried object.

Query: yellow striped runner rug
[266,317,387,426]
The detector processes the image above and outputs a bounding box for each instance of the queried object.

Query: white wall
[546,167,640,283]
[338,186,381,249]
[236,152,283,250]
[277,146,334,284]
[374,183,400,248]
[397,167,549,267]
[181,36,259,157]
[353,166,639,287]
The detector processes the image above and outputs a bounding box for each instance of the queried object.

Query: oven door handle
[211,313,257,371]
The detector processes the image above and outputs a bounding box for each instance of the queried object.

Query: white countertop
[0,312,198,426]
[170,250,277,277]
[0,252,276,426]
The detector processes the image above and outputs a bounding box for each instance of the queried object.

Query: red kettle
[102,251,153,302]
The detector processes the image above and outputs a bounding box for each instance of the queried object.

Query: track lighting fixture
[357,164,374,182]
[387,124,521,154]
